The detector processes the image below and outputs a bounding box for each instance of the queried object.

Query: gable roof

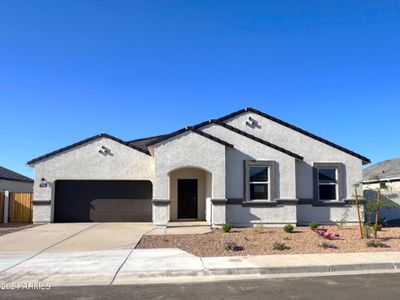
[212,121,303,160]
[27,107,370,166]
[27,133,151,166]
[363,158,400,182]
[0,166,33,182]
[218,107,370,164]
[146,127,234,148]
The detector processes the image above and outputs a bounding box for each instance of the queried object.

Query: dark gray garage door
[54,180,152,222]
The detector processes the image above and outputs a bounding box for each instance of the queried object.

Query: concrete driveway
[0,223,154,286]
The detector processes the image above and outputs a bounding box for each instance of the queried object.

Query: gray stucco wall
[32,137,154,223]
[0,179,33,193]
[226,111,363,201]
[152,131,226,200]
[201,124,297,200]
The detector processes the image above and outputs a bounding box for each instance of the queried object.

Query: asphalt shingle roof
[363,158,400,181]
[0,166,33,182]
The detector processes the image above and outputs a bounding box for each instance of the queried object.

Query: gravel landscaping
[137,226,400,256]
[0,223,39,237]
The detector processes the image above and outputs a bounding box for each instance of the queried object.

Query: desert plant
[224,241,244,252]
[366,240,389,248]
[320,242,338,249]
[222,223,232,233]
[309,221,319,229]
[363,223,373,239]
[283,224,294,233]
[273,242,290,251]
[362,177,399,238]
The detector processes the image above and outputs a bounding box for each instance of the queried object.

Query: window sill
[242,200,278,207]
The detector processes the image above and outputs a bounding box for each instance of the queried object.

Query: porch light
[39,178,48,188]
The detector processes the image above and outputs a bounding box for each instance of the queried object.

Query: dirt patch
[137,226,400,256]
[0,223,40,237]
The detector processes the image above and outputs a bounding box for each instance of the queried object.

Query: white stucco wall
[32,137,154,222]
[227,204,297,227]
[0,180,33,193]
[226,111,364,200]
[296,204,363,225]
[201,124,297,200]
[152,131,226,200]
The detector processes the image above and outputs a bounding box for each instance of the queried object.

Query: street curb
[118,262,399,278]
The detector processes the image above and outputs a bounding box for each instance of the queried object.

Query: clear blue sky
[1,1,399,178]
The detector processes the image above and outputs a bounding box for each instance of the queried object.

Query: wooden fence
[9,193,33,223]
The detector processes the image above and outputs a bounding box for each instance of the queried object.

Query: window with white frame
[317,167,338,201]
[249,165,269,200]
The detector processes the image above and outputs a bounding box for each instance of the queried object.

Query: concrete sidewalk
[1,248,400,287]
[114,250,400,283]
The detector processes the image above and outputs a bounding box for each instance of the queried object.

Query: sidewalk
[1,248,400,287]
[114,249,400,284]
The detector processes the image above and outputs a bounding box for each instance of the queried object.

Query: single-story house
[363,158,400,222]
[0,166,33,193]
[28,107,370,228]
[363,158,400,192]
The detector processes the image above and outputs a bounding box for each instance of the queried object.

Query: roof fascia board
[27,133,150,166]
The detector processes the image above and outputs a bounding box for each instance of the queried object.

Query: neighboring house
[27,107,370,227]
[363,158,400,192]
[0,166,33,193]
[363,158,400,222]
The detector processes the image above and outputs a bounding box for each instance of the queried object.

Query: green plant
[309,221,319,229]
[222,223,232,233]
[363,223,373,239]
[273,242,290,251]
[320,242,338,249]
[373,224,383,232]
[366,240,389,248]
[283,224,294,233]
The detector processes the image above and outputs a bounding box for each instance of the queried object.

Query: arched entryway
[168,167,212,221]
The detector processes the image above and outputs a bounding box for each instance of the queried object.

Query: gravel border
[137,226,400,256]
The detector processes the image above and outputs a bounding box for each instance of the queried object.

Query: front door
[178,179,198,219]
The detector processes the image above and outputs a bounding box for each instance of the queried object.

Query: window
[244,161,275,201]
[380,182,387,189]
[317,168,338,201]
[249,166,269,200]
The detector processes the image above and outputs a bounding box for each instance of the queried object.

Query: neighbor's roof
[27,107,370,165]
[363,158,400,182]
[0,166,33,182]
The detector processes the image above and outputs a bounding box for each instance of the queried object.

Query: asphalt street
[1,273,400,300]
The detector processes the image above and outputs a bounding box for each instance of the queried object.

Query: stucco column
[152,199,170,228]
[3,191,9,224]
[211,199,227,228]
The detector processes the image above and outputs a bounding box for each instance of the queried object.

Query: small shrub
[309,221,319,229]
[283,224,294,233]
[366,240,389,248]
[224,241,244,252]
[320,242,338,249]
[364,223,373,239]
[373,224,383,232]
[273,242,290,251]
[222,224,232,233]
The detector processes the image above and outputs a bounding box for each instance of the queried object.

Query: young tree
[362,176,399,239]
